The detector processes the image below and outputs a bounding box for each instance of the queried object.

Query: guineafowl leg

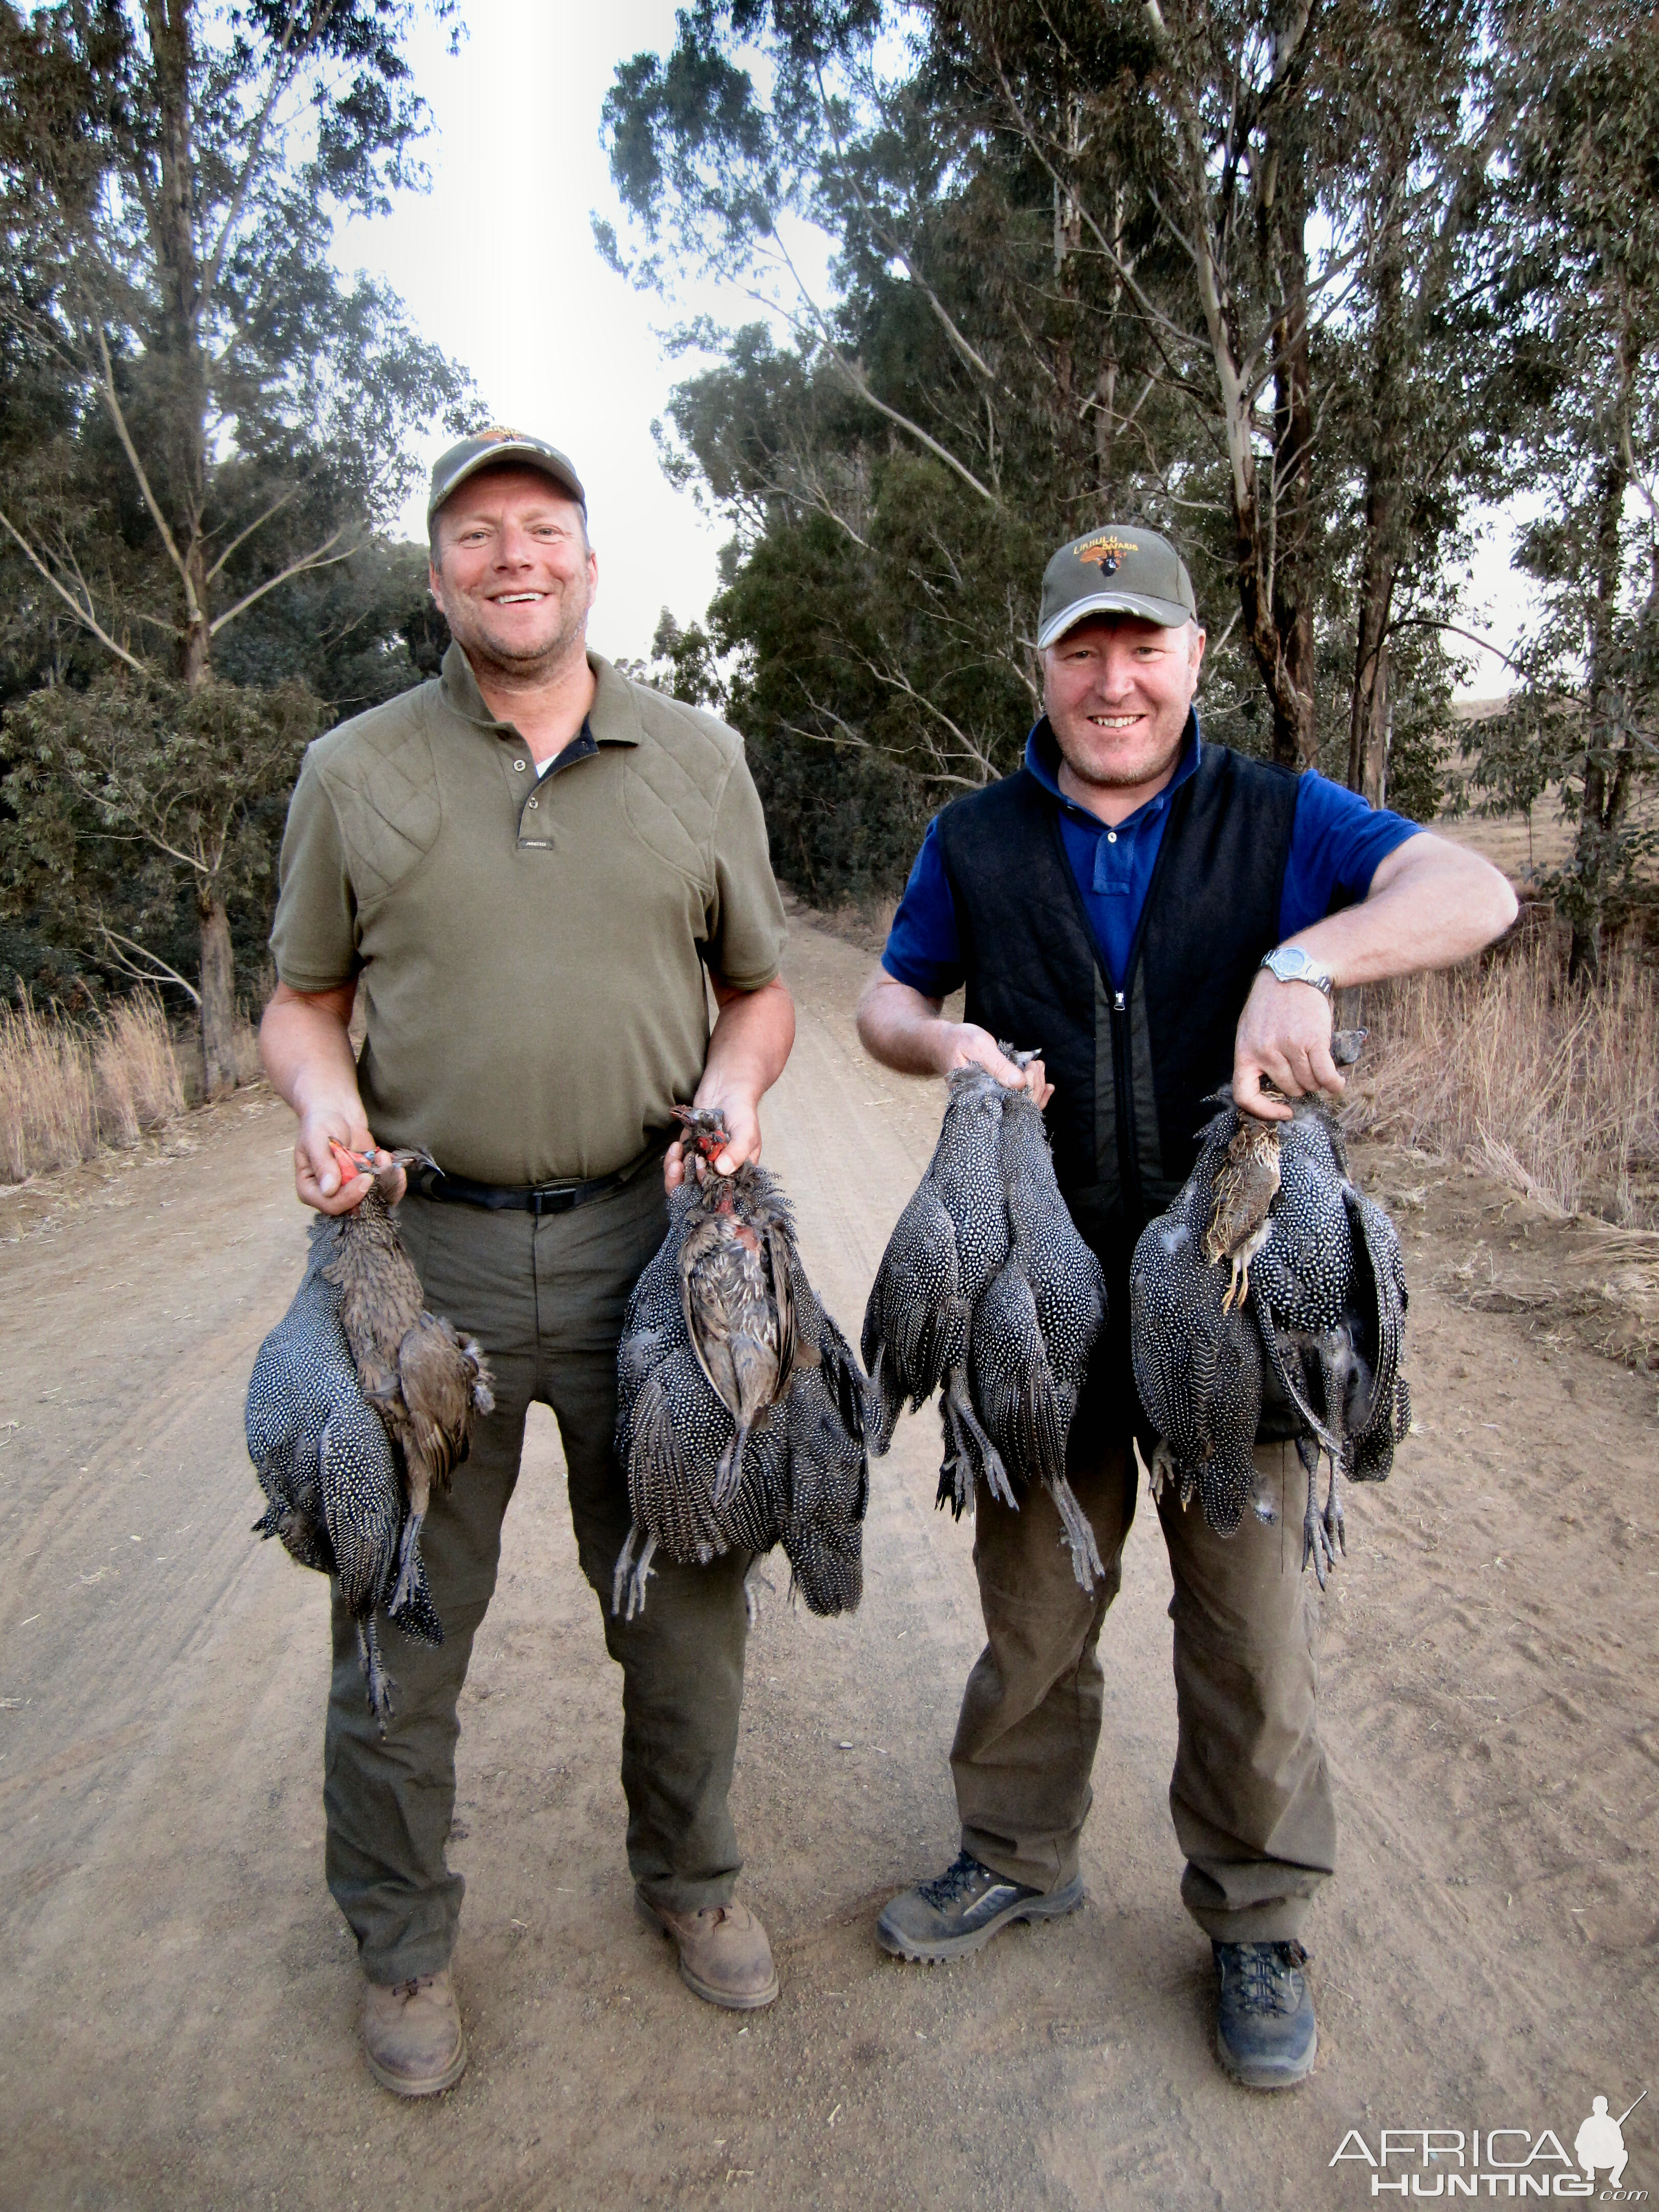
[942,1368,1016,1509]
[1324,1456,1347,1558]
[610,1525,660,1622]
[1048,1475,1107,1592]
[389,1507,427,1618]
[358,1613,396,1732]
[1301,1454,1337,1587]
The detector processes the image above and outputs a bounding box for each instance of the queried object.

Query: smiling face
[1041,612,1205,815]
[428,464,598,681]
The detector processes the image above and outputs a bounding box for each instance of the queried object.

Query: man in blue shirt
[858,525,1515,2089]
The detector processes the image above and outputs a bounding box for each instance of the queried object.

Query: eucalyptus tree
[0,0,470,1090]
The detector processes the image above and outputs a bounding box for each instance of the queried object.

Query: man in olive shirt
[262,430,796,2097]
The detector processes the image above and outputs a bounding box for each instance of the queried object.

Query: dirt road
[3,920,1655,2211]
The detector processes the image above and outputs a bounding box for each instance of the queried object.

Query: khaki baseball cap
[427,427,586,524]
[1038,525,1197,648]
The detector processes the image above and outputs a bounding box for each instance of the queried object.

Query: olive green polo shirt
[270,644,788,1184]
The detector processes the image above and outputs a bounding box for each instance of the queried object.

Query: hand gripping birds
[862,1054,1109,1591]
[612,1108,871,1622]
[246,1144,493,1725]
[1131,1036,1410,1585]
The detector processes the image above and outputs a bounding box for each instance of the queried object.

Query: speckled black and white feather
[1131,1089,1410,1581]
[613,1161,870,1621]
[246,1230,440,1727]
[863,1059,1110,1591]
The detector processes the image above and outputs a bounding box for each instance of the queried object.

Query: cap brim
[428,445,585,521]
[1038,591,1194,649]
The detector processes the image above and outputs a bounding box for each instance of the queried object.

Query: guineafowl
[247,1224,442,1727]
[612,1108,870,1621]
[863,1058,1109,1591]
[318,1145,494,1620]
[1130,1040,1409,1584]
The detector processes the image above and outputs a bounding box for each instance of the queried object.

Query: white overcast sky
[333,1,1526,693]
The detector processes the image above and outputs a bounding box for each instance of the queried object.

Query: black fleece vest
[934,733,1299,1285]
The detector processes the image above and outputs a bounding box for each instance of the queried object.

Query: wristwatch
[1260,946,1334,998]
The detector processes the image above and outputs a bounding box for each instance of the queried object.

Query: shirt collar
[1025,708,1202,832]
[439,641,640,748]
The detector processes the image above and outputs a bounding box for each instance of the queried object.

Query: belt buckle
[531,1183,579,1216]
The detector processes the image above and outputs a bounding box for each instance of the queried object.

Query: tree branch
[93,326,203,627]
[96,925,202,1004]
[0,506,150,675]
[208,528,354,633]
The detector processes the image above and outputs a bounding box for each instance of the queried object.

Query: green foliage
[603,0,1497,898]
[1,671,318,997]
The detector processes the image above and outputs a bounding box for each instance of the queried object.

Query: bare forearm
[260,986,363,1120]
[1283,833,1518,987]
[856,971,1046,1098]
[699,975,796,1110]
[260,980,383,1210]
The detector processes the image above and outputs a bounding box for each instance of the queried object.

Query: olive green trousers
[322,1169,752,1985]
[953,1438,1336,1943]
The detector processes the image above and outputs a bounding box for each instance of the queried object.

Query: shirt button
[527,798,538,809]
[1107,831,1118,843]
[514,758,527,770]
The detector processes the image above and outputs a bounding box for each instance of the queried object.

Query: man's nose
[492,524,535,569]
[1092,646,1137,698]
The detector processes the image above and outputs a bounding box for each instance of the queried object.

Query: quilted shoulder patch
[620,690,739,881]
[314,692,443,908]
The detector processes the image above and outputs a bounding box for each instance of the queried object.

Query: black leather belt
[408,1137,666,1217]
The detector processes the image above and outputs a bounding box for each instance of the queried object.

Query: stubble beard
[444,580,593,691]
[1055,716,1185,793]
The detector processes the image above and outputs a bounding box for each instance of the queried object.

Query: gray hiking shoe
[1214,1940,1317,2089]
[877,1849,1084,1962]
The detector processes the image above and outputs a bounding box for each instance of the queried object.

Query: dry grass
[1346,941,1659,1229]
[0,991,188,1183]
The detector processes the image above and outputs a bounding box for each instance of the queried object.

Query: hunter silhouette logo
[1331,2091,1648,2197]
[1076,532,1139,576]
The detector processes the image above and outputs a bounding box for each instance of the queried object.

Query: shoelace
[919,1851,992,1909]
[1229,1942,1308,2016]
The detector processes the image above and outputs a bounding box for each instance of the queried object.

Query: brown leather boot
[361,1968,468,2096]
[636,1892,780,2010]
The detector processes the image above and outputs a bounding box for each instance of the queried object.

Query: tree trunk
[146,0,212,687]
[1348,168,1408,805]
[1266,137,1317,770]
[198,895,238,1099]
[1568,332,1636,983]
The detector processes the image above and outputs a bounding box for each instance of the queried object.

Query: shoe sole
[1216,2020,1318,2091]
[876,1876,1085,1963]
[364,2039,469,2098]
[635,1894,780,2011]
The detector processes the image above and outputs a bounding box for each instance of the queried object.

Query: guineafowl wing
[318,1396,402,1617]
[970,1257,1064,1492]
[861,1178,961,1443]
[781,1365,868,1616]
[1343,1186,1408,1480]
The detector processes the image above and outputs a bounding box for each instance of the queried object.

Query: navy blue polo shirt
[881,712,1422,996]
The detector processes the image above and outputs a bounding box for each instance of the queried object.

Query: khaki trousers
[953,1437,1335,1942]
[322,1168,752,1985]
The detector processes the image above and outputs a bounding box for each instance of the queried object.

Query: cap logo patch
[1076,532,1138,577]
[477,426,525,444]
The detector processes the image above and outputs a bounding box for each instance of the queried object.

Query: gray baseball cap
[427,428,586,524]
[1038,525,1198,648]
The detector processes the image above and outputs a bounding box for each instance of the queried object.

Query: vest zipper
[1109,988,1144,1223]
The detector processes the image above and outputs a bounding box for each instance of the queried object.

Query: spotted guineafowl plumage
[612,1109,870,1620]
[246,1230,442,1726]
[317,1145,493,1622]
[863,1058,1109,1590]
[1131,1044,1409,1583]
